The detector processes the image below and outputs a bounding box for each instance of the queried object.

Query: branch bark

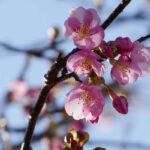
[102,0,131,29]
[20,48,79,150]
[137,34,150,42]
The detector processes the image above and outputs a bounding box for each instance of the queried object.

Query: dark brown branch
[137,34,150,42]
[101,0,131,29]
[20,48,79,150]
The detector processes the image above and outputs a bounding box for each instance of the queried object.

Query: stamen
[79,90,94,106]
[81,57,92,70]
[78,25,90,40]
[110,59,130,73]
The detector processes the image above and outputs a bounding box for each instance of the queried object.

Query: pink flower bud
[113,96,128,114]
[102,45,113,57]
[115,37,132,54]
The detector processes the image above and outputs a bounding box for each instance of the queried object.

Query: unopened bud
[47,27,59,39]
[113,96,128,114]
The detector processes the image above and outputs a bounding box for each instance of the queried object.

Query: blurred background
[0,0,150,150]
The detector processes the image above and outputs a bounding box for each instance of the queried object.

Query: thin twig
[137,34,150,42]
[18,55,31,80]
[0,41,60,60]
[101,0,131,29]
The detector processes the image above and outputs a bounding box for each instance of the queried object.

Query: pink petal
[70,7,86,24]
[87,8,101,28]
[90,117,99,124]
[92,61,106,78]
[83,9,93,26]
[113,96,128,114]
[74,60,92,76]
[65,98,84,120]
[74,27,104,50]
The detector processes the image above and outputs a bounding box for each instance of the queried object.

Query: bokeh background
[0,0,150,150]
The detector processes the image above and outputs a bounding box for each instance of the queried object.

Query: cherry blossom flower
[67,50,106,77]
[115,37,132,54]
[110,56,141,85]
[8,80,28,101]
[65,84,105,123]
[64,7,104,50]
[111,41,150,85]
[131,41,150,77]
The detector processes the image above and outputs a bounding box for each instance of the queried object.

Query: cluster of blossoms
[63,7,150,123]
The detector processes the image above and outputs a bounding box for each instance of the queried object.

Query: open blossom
[65,84,105,123]
[110,56,141,85]
[111,41,150,85]
[131,41,150,77]
[64,7,104,50]
[67,50,106,77]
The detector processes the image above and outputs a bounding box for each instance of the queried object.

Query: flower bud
[107,87,128,114]
[113,96,128,114]
[115,37,132,54]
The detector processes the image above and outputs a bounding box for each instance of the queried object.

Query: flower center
[110,59,130,73]
[78,25,90,40]
[80,90,94,105]
[81,57,92,71]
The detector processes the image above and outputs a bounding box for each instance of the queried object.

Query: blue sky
[0,0,150,149]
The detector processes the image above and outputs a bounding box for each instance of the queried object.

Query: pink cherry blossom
[131,41,150,77]
[64,7,104,50]
[111,40,150,85]
[113,96,128,114]
[110,56,141,85]
[8,80,28,101]
[115,37,132,54]
[65,84,105,123]
[67,50,106,77]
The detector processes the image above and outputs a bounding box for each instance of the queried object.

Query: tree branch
[101,0,131,29]
[20,48,79,150]
[18,55,31,80]
[137,34,150,42]
[0,41,60,60]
